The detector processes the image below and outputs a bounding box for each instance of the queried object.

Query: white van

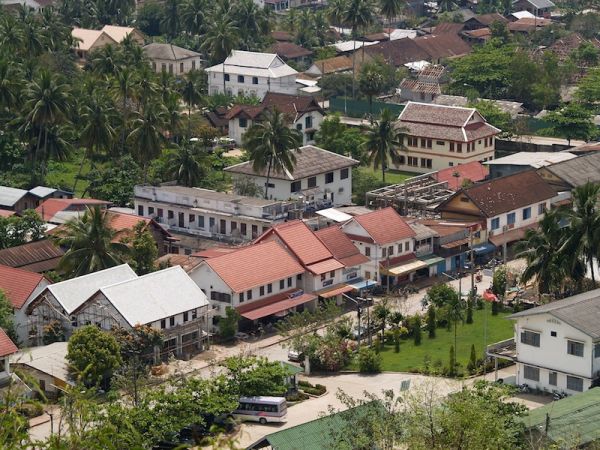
[231,396,287,424]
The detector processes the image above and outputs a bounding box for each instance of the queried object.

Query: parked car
[288,350,304,362]
[235,332,249,341]
[350,325,377,341]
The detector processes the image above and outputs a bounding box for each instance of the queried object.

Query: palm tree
[75,94,116,192]
[0,15,23,55]
[53,206,129,277]
[358,64,385,114]
[327,0,348,27]
[166,143,209,187]
[44,125,74,164]
[180,69,205,136]
[23,70,72,180]
[164,91,183,142]
[91,44,122,76]
[201,17,240,92]
[362,108,407,183]
[0,60,20,114]
[232,0,270,50]
[181,0,206,35]
[379,0,404,33]
[517,211,584,298]
[128,105,167,182]
[344,0,374,98]
[560,182,600,287]
[242,109,302,200]
[446,293,464,374]
[161,0,180,39]
[112,67,135,154]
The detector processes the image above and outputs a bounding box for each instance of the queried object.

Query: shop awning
[441,237,469,249]
[237,291,317,321]
[472,242,496,255]
[384,259,428,276]
[347,278,378,290]
[489,223,538,247]
[418,255,445,266]
[317,284,355,298]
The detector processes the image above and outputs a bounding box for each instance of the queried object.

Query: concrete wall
[208,72,298,100]
[485,199,550,240]
[228,111,323,145]
[14,279,52,344]
[150,57,202,75]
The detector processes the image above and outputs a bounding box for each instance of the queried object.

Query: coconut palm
[0,15,23,55]
[180,69,206,136]
[112,67,135,154]
[181,0,207,35]
[232,0,270,50]
[379,0,404,32]
[75,94,116,192]
[166,143,210,187]
[560,182,600,287]
[0,60,20,114]
[91,44,122,76]
[54,206,129,277]
[344,0,375,98]
[362,108,408,183]
[164,91,183,142]
[201,16,240,91]
[128,104,167,182]
[44,125,74,163]
[327,0,348,27]
[242,109,302,200]
[161,0,180,39]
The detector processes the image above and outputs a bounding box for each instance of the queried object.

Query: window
[169,64,173,74]
[449,162,454,167]
[192,61,196,70]
[408,136,418,147]
[180,62,184,73]
[567,340,584,357]
[365,271,371,279]
[321,273,326,281]
[247,289,253,300]
[567,375,584,392]
[231,221,237,231]
[138,205,144,216]
[287,277,292,287]
[398,244,402,253]
[192,309,197,319]
[260,286,265,296]
[420,158,432,169]
[522,207,531,220]
[507,212,516,225]
[595,343,600,358]
[267,283,272,294]
[305,116,312,129]
[365,247,371,257]
[426,139,432,148]
[296,123,302,131]
[252,224,258,237]
[183,311,188,322]
[239,292,245,303]
[405,241,409,251]
[388,246,394,256]
[161,63,166,72]
[341,168,349,179]
[450,142,455,152]
[491,217,500,230]
[457,143,462,153]
[308,176,316,188]
[189,214,195,224]
[252,76,258,84]
[551,331,557,337]
[210,292,231,303]
[325,172,334,184]
[549,371,557,386]
[329,271,335,278]
[280,279,285,289]
[224,74,230,81]
[152,62,157,71]
[408,156,418,167]
[161,319,166,329]
[239,118,248,128]
[198,215,205,228]
[71,316,78,327]
[523,365,540,381]
[169,317,175,327]
[521,330,540,347]
[148,206,154,215]
[168,210,174,219]
[420,138,426,148]
[157,208,163,217]
[297,273,302,280]
[382,247,387,258]
[538,203,546,215]
[398,155,406,165]
[241,223,247,236]
[238,75,245,83]
[291,180,302,193]
[436,140,445,145]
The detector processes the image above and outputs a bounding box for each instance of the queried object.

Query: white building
[26,265,138,346]
[225,145,358,207]
[488,289,600,395]
[340,207,420,284]
[188,240,312,323]
[206,50,298,99]
[143,43,203,75]
[134,185,296,243]
[395,102,500,173]
[225,93,324,145]
[74,266,211,359]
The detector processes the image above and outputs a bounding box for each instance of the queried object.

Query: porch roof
[316,284,355,298]
[489,223,538,247]
[237,290,316,321]
[383,259,428,276]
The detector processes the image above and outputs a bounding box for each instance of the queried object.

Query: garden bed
[298,380,327,397]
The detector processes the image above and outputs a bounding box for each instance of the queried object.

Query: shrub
[491,300,499,316]
[358,347,382,373]
[298,380,311,388]
[426,305,436,338]
[286,391,309,402]
[393,328,400,353]
[413,316,422,346]
[466,299,473,324]
[467,344,478,374]
[447,345,456,376]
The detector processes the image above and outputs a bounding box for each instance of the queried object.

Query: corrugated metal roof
[206,50,297,78]
[0,239,64,271]
[46,264,138,315]
[543,152,600,187]
[11,342,71,383]
[97,266,209,326]
[28,186,57,198]
[484,152,577,168]
[0,186,27,207]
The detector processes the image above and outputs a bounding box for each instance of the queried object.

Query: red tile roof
[259,220,334,266]
[268,41,313,59]
[306,258,344,275]
[36,198,110,221]
[0,328,17,357]
[192,247,237,258]
[349,207,416,245]
[0,264,47,309]
[155,254,203,272]
[380,252,417,269]
[105,210,172,241]
[0,209,15,218]
[203,241,305,292]
[434,161,488,190]
[225,93,323,121]
[271,30,294,42]
[236,290,316,320]
[315,226,370,267]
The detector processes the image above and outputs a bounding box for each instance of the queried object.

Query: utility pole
[469,228,475,297]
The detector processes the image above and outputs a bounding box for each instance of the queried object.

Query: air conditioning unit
[338,187,344,193]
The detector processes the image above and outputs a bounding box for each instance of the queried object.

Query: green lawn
[45,149,95,197]
[361,309,513,373]
[358,165,417,185]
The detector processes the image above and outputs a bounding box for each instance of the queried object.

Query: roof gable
[315,226,369,266]
[0,264,47,309]
[0,186,28,208]
[346,207,416,244]
[0,328,17,357]
[399,101,475,127]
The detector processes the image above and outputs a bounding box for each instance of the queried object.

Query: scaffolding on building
[365,173,456,217]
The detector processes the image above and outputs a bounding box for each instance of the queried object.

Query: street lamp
[342,293,372,347]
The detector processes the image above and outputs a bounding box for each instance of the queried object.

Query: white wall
[515,313,596,394]
[486,199,550,239]
[228,111,323,145]
[150,57,202,75]
[14,279,51,344]
[208,72,298,100]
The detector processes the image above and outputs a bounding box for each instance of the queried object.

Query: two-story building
[206,50,298,99]
[488,289,600,395]
[73,266,211,360]
[134,185,295,244]
[436,170,557,252]
[340,207,419,285]
[395,102,500,173]
[0,185,72,213]
[225,93,324,145]
[143,43,203,75]
[189,241,313,326]
[225,145,359,206]
[0,265,52,344]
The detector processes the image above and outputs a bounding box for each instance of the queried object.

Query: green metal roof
[521,388,600,447]
[418,255,445,266]
[280,361,303,375]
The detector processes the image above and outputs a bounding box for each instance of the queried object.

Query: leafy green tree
[219,306,239,341]
[351,167,386,205]
[358,346,382,373]
[447,344,456,376]
[222,356,289,396]
[544,102,597,145]
[362,108,407,183]
[0,210,45,249]
[160,0,180,39]
[344,0,375,98]
[426,305,436,338]
[180,69,206,136]
[424,283,459,307]
[67,325,123,386]
[358,63,385,114]
[128,222,158,275]
[469,100,514,137]
[128,105,167,181]
[201,15,240,68]
[467,343,477,373]
[136,1,164,36]
[466,297,473,324]
[413,316,422,345]
[180,0,206,35]
[327,0,349,27]
[86,155,141,207]
[373,298,391,342]
[242,109,302,199]
[165,143,210,187]
[315,114,366,161]
[0,290,18,343]
[54,206,130,277]
[379,0,404,29]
